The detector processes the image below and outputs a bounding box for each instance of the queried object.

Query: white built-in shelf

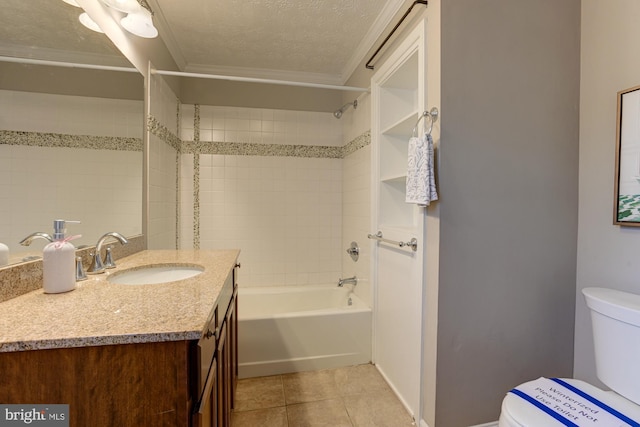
[381,52,419,90]
[381,174,407,183]
[381,110,420,136]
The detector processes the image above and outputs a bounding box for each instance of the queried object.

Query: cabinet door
[227,290,238,409]
[193,361,218,427]
[216,322,229,427]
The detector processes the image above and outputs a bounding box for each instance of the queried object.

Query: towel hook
[412,107,439,137]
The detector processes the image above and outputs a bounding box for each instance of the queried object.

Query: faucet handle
[87,250,105,274]
[76,256,87,281]
[104,246,116,269]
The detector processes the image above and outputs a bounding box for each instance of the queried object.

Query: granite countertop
[0,249,239,353]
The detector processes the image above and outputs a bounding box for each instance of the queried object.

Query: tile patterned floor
[231,364,415,427]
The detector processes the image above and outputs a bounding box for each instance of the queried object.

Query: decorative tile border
[180,131,369,159]
[175,103,181,250]
[181,140,342,158]
[193,105,201,250]
[147,116,181,152]
[0,130,141,151]
[342,131,371,157]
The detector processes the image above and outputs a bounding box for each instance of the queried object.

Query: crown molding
[340,0,406,83]
[144,0,187,70]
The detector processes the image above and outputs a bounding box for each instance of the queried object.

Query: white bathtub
[238,285,372,378]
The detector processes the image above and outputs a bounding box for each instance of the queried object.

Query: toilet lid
[501,378,640,427]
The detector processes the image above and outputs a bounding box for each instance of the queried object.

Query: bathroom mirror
[0,0,144,265]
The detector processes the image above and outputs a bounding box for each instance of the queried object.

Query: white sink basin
[107,264,204,285]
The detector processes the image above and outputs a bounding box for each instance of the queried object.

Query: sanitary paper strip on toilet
[510,377,639,426]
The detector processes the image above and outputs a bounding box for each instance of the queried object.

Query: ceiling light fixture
[63,0,158,39]
[79,12,104,33]
[100,0,141,14]
[120,7,158,38]
[100,0,158,39]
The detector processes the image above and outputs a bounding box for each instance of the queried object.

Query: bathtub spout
[338,276,357,287]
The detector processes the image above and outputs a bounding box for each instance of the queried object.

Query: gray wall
[436,1,580,425]
[575,0,640,388]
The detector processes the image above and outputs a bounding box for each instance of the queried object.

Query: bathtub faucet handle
[338,276,358,287]
[346,242,359,262]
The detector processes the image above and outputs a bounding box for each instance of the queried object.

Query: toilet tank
[583,287,640,405]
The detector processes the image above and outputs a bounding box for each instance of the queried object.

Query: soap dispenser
[43,220,80,294]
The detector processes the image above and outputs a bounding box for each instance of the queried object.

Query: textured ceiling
[149,0,390,81]
[1,0,395,83]
[0,0,127,66]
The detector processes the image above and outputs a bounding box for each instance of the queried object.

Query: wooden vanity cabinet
[0,265,239,427]
[192,263,239,427]
[0,340,193,426]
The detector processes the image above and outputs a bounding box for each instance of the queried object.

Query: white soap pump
[43,219,80,294]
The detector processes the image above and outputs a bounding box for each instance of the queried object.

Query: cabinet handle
[205,329,215,339]
[235,262,241,269]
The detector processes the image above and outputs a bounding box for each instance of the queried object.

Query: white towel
[406,133,438,206]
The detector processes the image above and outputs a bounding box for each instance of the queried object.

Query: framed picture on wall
[614,85,640,226]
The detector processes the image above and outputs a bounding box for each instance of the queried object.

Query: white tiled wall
[147,74,179,250]
[0,90,142,257]
[340,94,373,306]
[182,105,342,146]
[342,93,372,145]
[179,153,195,249]
[0,144,142,251]
[148,134,177,249]
[198,154,343,287]
[342,146,372,306]
[180,104,345,287]
[0,90,142,138]
[148,74,179,136]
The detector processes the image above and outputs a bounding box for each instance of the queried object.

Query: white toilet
[499,287,640,426]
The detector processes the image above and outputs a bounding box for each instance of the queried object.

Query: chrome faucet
[87,232,128,274]
[19,232,53,246]
[338,276,358,287]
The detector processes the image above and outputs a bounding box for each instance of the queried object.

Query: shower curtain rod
[0,56,369,92]
[365,0,428,70]
[153,69,369,92]
[0,56,139,73]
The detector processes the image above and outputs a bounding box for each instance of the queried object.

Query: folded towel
[406,133,438,206]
